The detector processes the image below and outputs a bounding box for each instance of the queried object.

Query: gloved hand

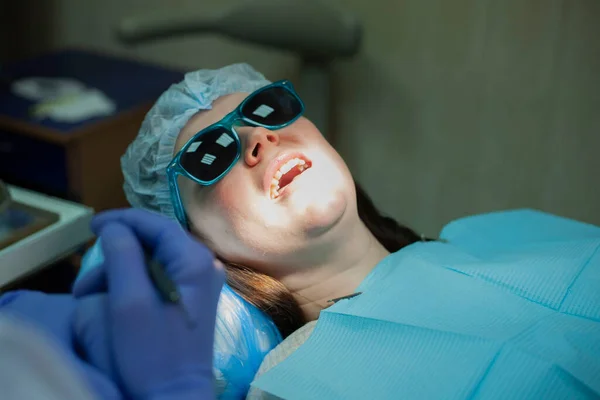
[0,290,122,399]
[0,291,74,343]
[73,208,225,400]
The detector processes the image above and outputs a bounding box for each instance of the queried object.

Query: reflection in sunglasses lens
[180,127,238,182]
[241,87,302,126]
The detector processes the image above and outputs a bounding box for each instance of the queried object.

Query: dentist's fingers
[91,209,187,253]
[98,222,159,309]
[72,266,107,298]
[92,209,215,284]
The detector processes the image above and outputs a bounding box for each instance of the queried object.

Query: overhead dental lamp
[116,0,363,146]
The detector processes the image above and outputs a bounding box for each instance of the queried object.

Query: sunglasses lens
[180,127,238,183]
[241,86,303,126]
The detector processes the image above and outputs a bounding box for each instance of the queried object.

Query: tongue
[279,166,303,189]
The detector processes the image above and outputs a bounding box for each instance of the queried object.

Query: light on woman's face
[177,93,357,273]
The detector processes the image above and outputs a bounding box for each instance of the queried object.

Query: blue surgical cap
[121,63,272,218]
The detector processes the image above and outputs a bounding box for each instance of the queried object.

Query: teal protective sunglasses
[167,80,305,227]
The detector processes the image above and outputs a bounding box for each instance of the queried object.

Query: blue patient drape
[252,209,600,400]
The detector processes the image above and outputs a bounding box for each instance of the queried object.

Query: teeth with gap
[270,158,308,199]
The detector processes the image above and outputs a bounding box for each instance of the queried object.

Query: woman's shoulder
[246,320,318,400]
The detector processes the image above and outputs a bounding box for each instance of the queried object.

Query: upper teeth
[270,158,308,199]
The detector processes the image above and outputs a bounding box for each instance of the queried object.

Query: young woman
[118,63,600,399]
[121,63,429,338]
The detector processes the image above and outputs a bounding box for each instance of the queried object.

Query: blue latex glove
[0,291,74,341]
[0,290,122,399]
[73,209,225,400]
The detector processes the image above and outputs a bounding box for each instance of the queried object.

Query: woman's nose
[244,127,280,167]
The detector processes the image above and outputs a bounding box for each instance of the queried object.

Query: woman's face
[174,92,357,277]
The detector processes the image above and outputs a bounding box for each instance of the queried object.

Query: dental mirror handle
[144,247,195,328]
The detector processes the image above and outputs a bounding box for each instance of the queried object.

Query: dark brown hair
[219,181,432,338]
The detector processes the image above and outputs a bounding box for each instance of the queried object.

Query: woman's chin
[299,190,348,237]
[278,167,351,237]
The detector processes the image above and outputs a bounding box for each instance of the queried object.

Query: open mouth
[268,155,312,199]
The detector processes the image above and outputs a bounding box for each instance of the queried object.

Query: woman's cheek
[213,164,255,206]
[212,176,241,211]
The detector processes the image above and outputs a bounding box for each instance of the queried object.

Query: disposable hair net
[121,63,272,219]
[110,64,282,398]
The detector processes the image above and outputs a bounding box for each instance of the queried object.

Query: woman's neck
[279,221,390,322]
